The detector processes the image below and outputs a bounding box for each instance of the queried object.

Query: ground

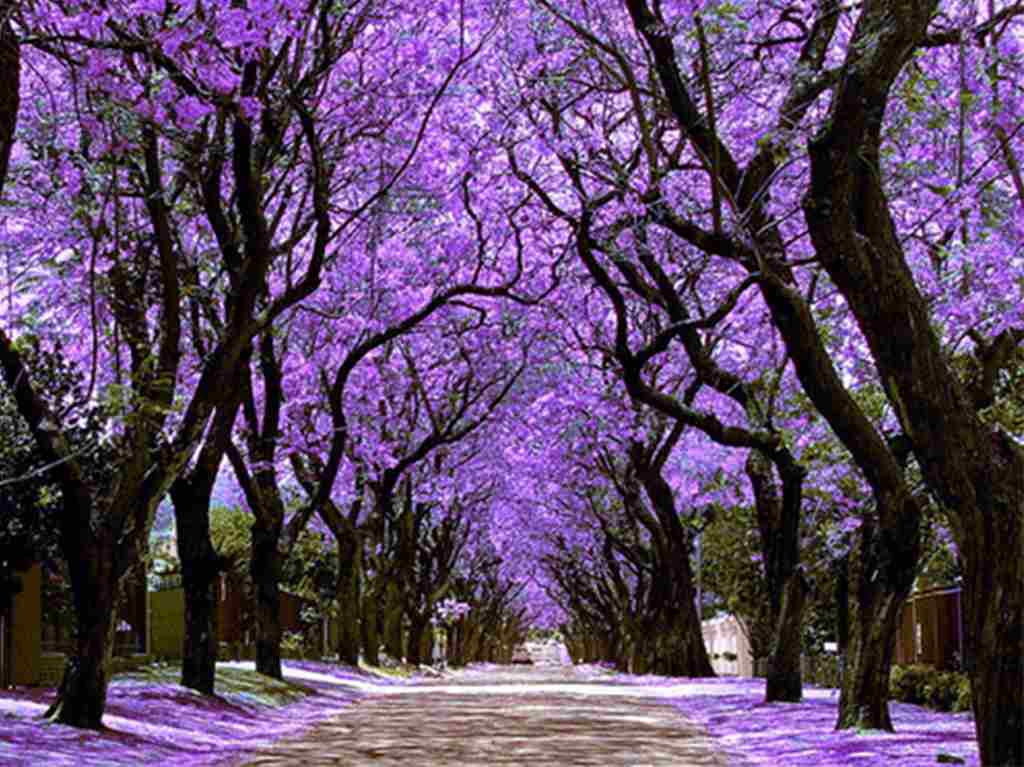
[238,662,725,766]
[0,642,980,766]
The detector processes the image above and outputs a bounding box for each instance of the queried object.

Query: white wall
[701,614,754,677]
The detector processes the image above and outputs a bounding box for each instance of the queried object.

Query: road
[237,646,726,766]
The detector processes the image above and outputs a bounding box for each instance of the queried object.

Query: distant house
[701,583,965,682]
[701,614,754,677]
[1,563,41,687]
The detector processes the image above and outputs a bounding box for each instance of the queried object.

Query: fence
[150,575,325,660]
[701,584,964,685]
[894,586,963,671]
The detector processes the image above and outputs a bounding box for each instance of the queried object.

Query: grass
[357,660,416,678]
[117,663,316,708]
[0,660,367,766]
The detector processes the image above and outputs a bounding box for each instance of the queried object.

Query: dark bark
[834,555,849,660]
[170,475,227,694]
[361,587,380,666]
[422,622,435,664]
[382,583,404,661]
[251,520,283,679]
[445,624,460,666]
[291,458,366,667]
[406,615,428,666]
[746,450,808,702]
[44,549,118,729]
[0,1,19,191]
[227,335,314,682]
[169,351,246,693]
[956,435,1024,767]
[835,518,918,731]
[631,442,715,677]
[767,573,807,701]
[179,572,219,693]
[334,528,362,666]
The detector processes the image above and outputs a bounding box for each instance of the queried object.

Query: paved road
[238,650,725,766]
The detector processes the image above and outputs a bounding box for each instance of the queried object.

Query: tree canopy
[0,1,1021,763]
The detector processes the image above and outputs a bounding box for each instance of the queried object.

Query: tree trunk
[654,594,714,677]
[251,521,283,679]
[169,381,243,693]
[0,2,20,199]
[422,623,435,664]
[631,444,715,677]
[447,623,464,667]
[362,588,380,666]
[836,604,901,731]
[835,519,916,731]
[746,449,808,702]
[766,570,807,702]
[170,479,223,694]
[334,529,361,666]
[794,5,1021,756]
[462,620,483,663]
[382,583,404,661]
[45,576,117,729]
[180,570,220,693]
[629,636,649,674]
[958,459,1024,767]
[406,615,428,666]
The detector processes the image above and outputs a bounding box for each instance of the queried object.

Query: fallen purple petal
[0,662,372,766]
[654,677,979,767]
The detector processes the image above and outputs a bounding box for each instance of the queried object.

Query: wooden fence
[700,585,965,681]
[894,586,963,671]
[151,574,322,660]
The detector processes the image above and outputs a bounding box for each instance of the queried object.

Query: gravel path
[237,656,726,766]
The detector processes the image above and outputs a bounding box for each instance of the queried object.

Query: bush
[281,631,306,660]
[889,664,930,704]
[889,664,971,712]
[953,676,972,713]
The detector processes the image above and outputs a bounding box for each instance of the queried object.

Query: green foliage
[700,503,773,655]
[803,653,842,688]
[889,664,972,713]
[280,630,307,659]
[209,505,253,571]
[1,344,109,571]
[206,505,337,632]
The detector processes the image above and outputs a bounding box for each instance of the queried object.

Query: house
[1,561,150,687]
[701,613,754,677]
[701,582,966,684]
[1,562,40,687]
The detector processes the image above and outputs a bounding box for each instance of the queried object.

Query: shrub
[923,671,959,710]
[953,676,972,713]
[889,664,930,704]
[281,631,306,660]
[889,664,971,712]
